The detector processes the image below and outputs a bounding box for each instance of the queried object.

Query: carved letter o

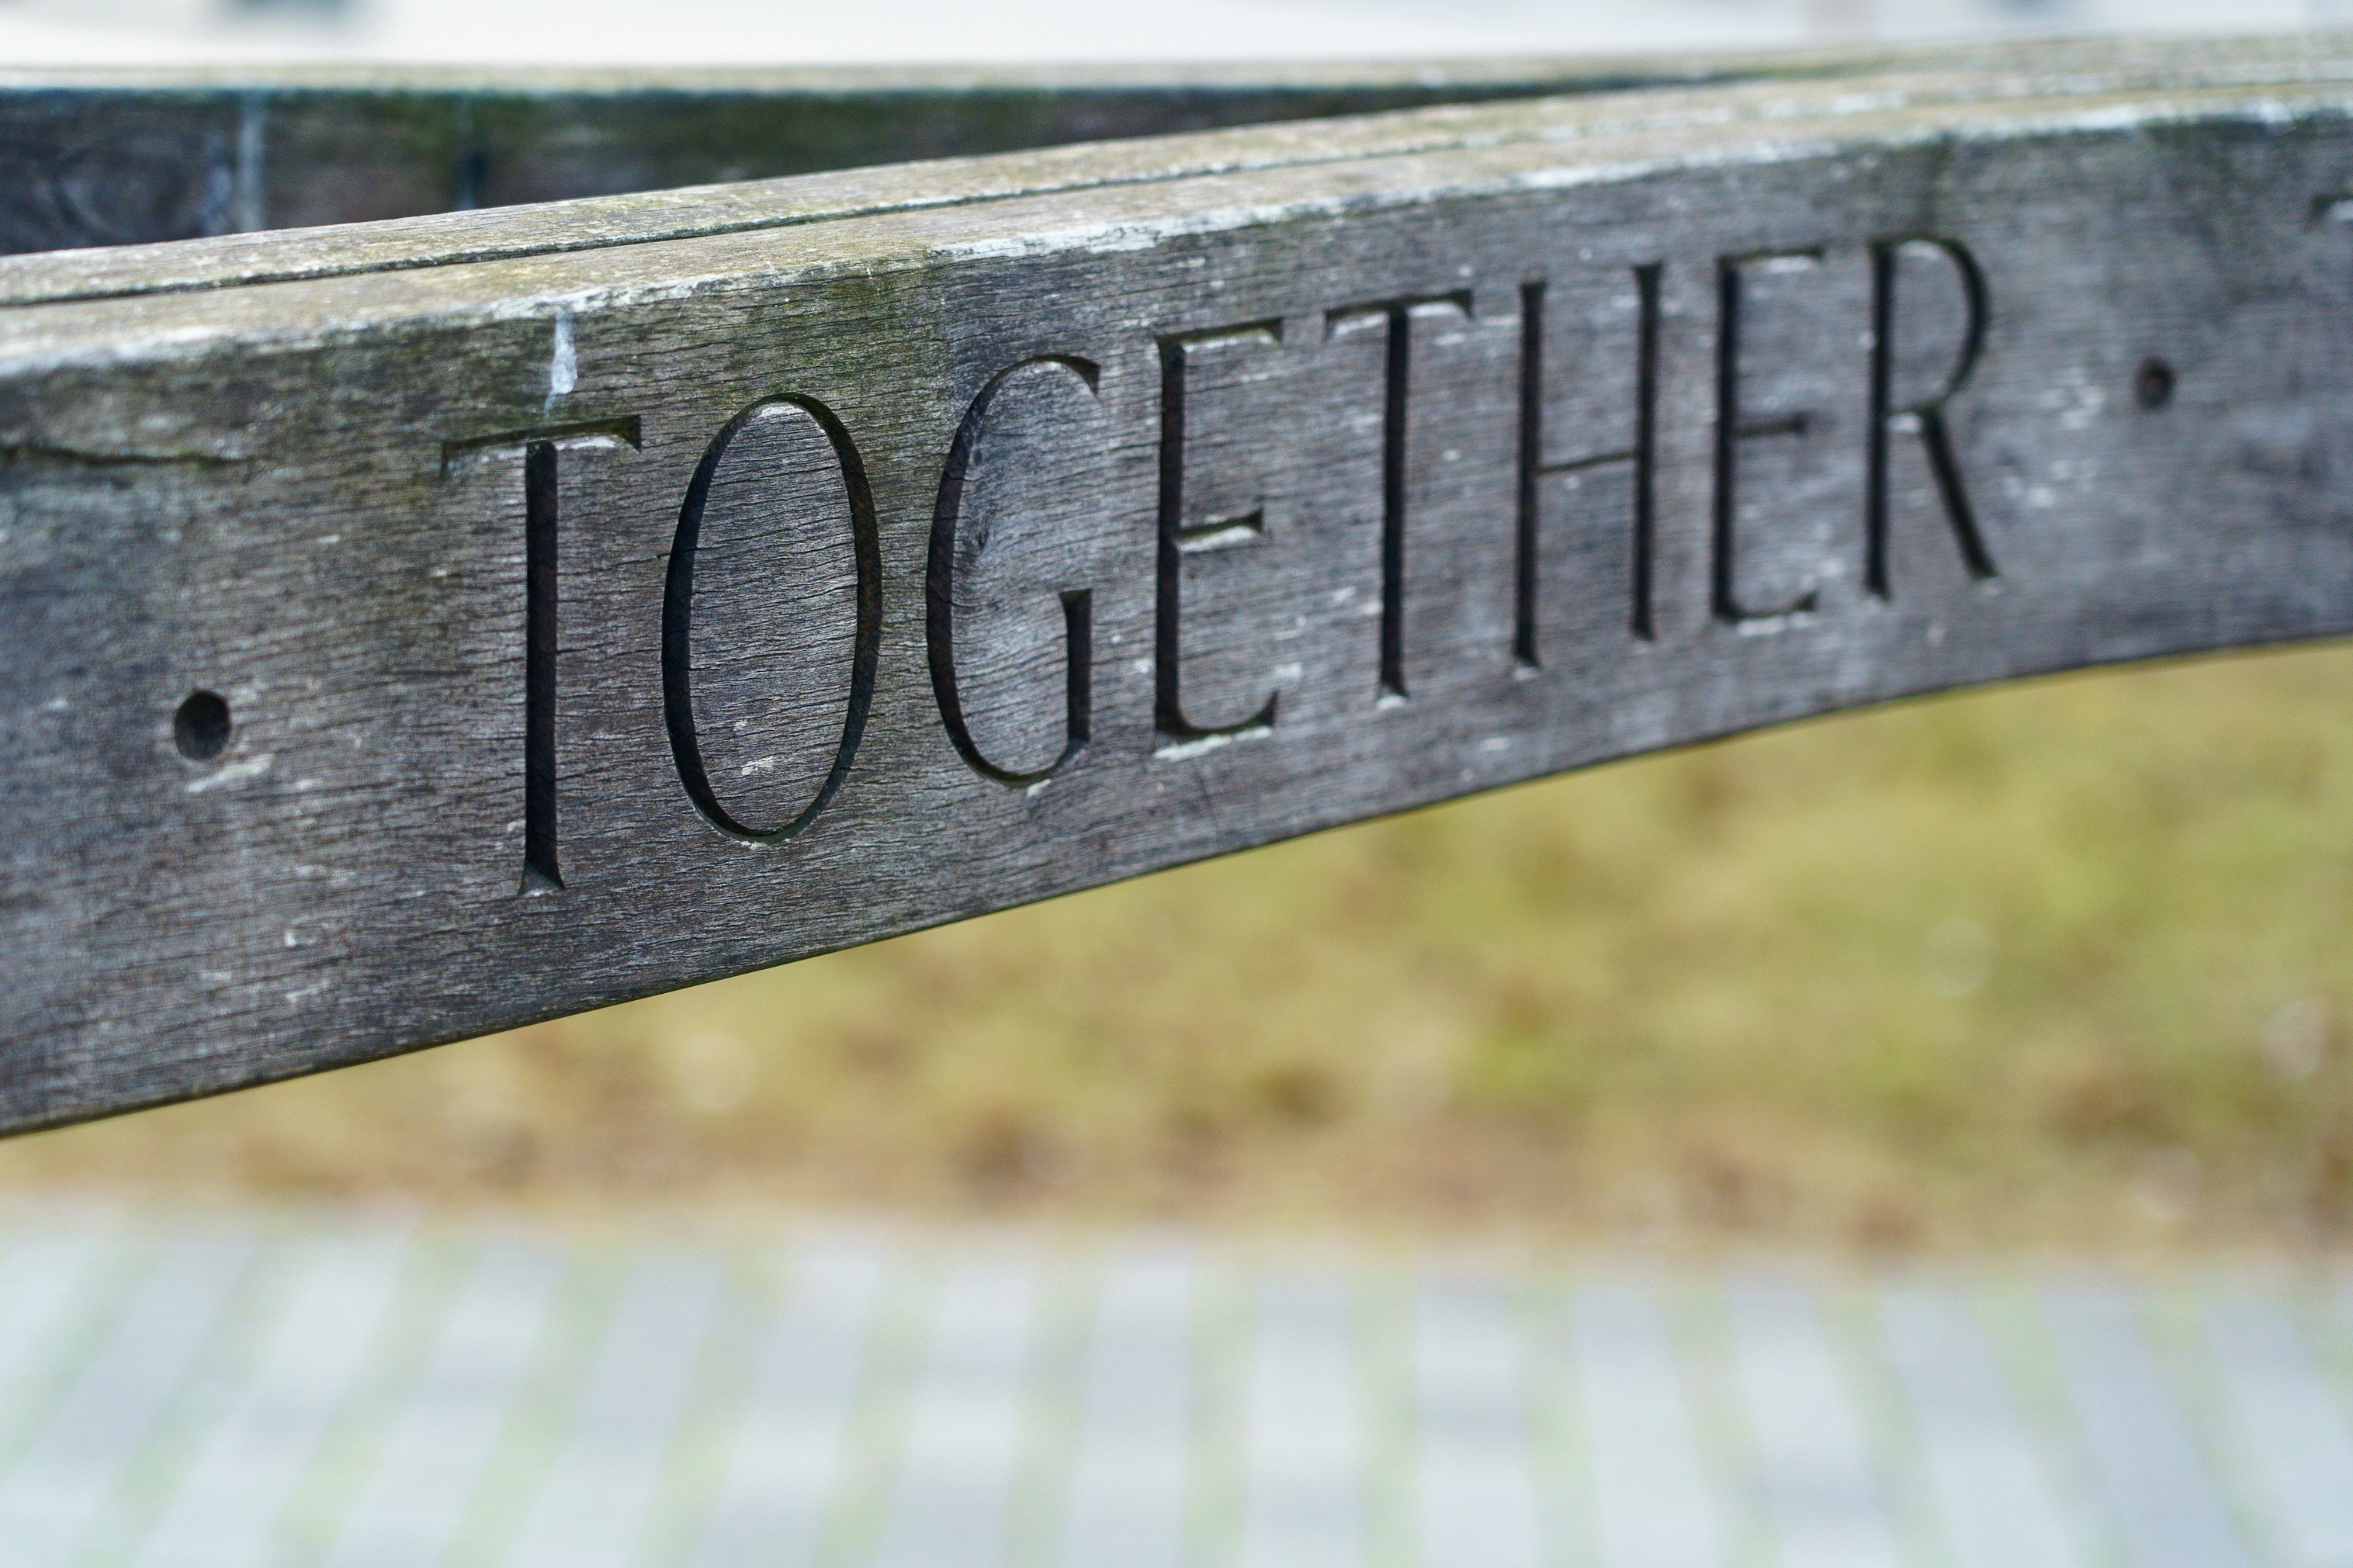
[663,395,882,843]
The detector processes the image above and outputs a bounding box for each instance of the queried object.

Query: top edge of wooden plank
[4,35,2347,317]
[0,36,2121,97]
[0,45,1781,265]
[0,54,1782,98]
[8,81,2341,353]
[0,30,2331,98]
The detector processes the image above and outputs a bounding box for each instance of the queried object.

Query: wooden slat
[0,35,2318,258]
[0,54,1856,258]
[3,43,2352,1131]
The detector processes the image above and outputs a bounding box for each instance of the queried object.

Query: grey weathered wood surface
[0,36,2312,258]
[0,53,1878,258]
[3,37,2352,1134]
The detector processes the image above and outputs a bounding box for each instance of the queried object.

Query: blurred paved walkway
[1,1211,2349,1568]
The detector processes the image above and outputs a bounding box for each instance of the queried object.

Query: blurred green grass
[9,643,2353,1251]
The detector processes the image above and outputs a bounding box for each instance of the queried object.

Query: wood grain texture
[5,43,2149,258]
[4,43,2353,1131]
[0,54,1846,259]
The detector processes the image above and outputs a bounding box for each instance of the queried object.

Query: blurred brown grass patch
[12,642,2353,1251]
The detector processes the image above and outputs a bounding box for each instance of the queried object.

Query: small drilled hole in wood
[2136,357,2175,409]
[174,691,230,760]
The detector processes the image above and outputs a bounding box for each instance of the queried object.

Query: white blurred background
[0,0,2341,69]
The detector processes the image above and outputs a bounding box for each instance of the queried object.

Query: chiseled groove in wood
[2,38,2348,310]
[5,54,2353,1134]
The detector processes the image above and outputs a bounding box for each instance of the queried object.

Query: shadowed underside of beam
[2,40,2351,1133]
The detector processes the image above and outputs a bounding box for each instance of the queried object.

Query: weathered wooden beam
[3,41,2351,1133]
[0,54,1811,257]
[1,35,2313,254]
